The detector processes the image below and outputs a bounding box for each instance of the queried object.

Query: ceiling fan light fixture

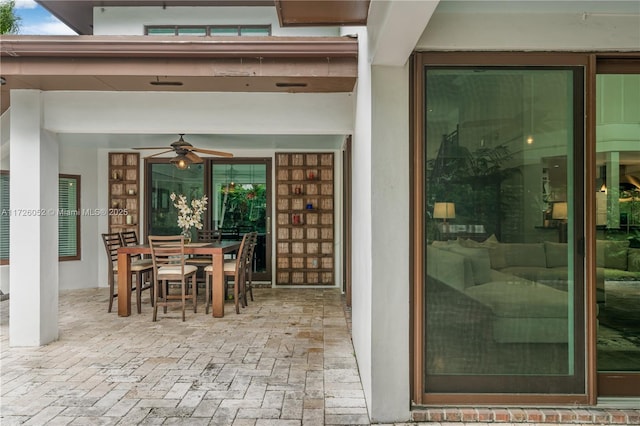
[170,154,191,170]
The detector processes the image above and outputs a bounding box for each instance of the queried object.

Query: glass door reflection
[211,160,272,282]
[596,71,640,396]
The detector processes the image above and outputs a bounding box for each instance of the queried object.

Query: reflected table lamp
[552,202,568,243]
[433,202,456,234]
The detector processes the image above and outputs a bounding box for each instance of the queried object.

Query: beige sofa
[427,237,640,344]
[488,240,638,285]
[426,243,569,343]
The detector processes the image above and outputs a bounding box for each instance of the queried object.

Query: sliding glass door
[596,61,640,397]
[417,55,586,400]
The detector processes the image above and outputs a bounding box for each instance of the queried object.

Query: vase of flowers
[170,192,208,243]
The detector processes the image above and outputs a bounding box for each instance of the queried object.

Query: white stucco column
[369,65,411,422]
[9,90,59,347]
[347,21,411,421]
[347,24,374,417]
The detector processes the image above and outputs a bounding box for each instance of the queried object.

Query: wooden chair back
[197,229,222,243]
[244,232,258,302]
[234,232,252,273]
[245,232,258,271]
[148,235,188,273]
[102,232,122,267]
[120,230,143,260]
[204,232,252,315]
[120,230,140,246]
[102,231,153,314]
[148,235,197,321]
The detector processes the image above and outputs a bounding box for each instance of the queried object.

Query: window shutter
[58,176,79,259]
[0,174,9,262]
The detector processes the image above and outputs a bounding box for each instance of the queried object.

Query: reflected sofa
[427,237,640,344]
[486,239,640,285]
[426,243,569,344]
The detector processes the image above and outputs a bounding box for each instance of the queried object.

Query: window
[147,161,205,239]
[0,173,81,263]
[59,175,81,261]
[145,25,271,36]
[0,171,9,265]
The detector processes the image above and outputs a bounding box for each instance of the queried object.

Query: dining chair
[204,231,251,315]
[185,229,221,265]
[243,231,258,304]
[101,232,153,314]
[120,230,153,266]
[197,229,222,243]
[148,235,198,322]
[185,229,222,287]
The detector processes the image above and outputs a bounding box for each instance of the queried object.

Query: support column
[369,65,410,422]
[9,90,59,347]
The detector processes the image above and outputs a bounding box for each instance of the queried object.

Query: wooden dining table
[117,240,242,317]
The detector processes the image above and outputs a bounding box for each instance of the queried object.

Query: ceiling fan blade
[133,147,173,150]
[186,152,203,164]
[190,147,234,158]
[144,149,174,159]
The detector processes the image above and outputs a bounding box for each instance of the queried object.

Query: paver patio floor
[1,287,369,425]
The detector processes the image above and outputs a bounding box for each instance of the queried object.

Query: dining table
[117,240,242,318]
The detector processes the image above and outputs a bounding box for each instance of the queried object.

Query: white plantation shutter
[0,173,9,262]
[58,175,80,260]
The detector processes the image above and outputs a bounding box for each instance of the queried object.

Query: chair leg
[192,274,197,314]
[108,276,115,313]
[149,271,154,307]
[234,278,240,314]
[135,272,142,314]
[240,271,247,308]
[239,269,246,309]
[247,269,254,302]
[205,273,211,315]
[164,281,168,314]
[152,279,158,322]
[181,279,186,322]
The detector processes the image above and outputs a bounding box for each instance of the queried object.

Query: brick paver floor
[1,287,369,425]
[3,287,639,426]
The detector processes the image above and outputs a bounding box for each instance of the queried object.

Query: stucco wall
[418,3,640,51]
[42,92,354,136]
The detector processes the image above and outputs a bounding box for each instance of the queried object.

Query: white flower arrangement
[170,192,208,233]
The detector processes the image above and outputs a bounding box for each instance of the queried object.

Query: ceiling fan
[134,134,233,169]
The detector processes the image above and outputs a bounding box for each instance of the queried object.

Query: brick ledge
[411,407,640,424]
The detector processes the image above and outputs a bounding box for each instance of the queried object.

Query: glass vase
[181,228,192,244]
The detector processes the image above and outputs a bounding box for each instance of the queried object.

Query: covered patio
[0,288,369,425]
